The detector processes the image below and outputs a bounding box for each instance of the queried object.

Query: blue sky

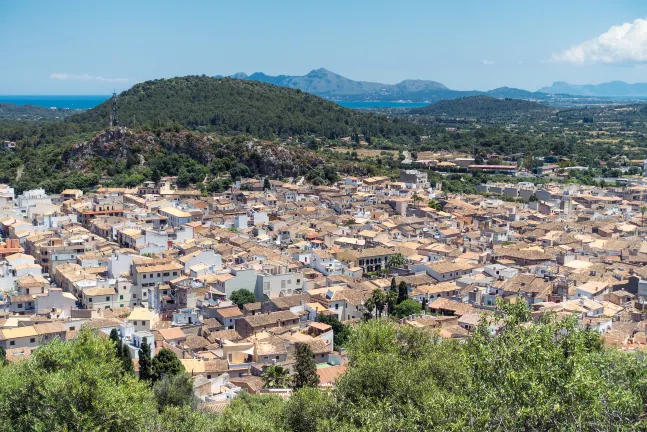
[2,0,647,94]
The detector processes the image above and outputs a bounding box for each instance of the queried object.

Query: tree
[363,297,376,320]
[344,217,357,226]
[397,281,409,304]
[151,348,184,382]
[386,289,397,316]
[292,343,320,390]
[109,328,121,357]
[0,347,6,366]
[284,386,334,432]
[370,289,387,318]
[428,200,443,210]
[230,288,256,309]
[121,343,134,375]
[641,205,647,226]
[393,299,421,318]
[316,313,351,348]
[0,329,156,430]
[421,297,428,312]
[138,337,153,382]
[412,191,422,208]
[261,364,291,389]
[263,177,271,190]
[386,253,407,271]
[109,328,120,346]
[152,372,197,411]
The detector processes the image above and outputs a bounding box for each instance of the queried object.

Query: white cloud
[552,18,647,65]
[482,60,495,65]
[50,73,93,81]
[50,73,128,82]
[95,76,129,83]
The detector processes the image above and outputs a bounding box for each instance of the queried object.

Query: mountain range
[539,81,647,98]
[218,68,551,103]
[221,68,647,103]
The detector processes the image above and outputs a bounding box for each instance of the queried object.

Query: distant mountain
[411,95,553,119]
[539,81,647,98]
[486,87,548,100]
[224,68,449,100]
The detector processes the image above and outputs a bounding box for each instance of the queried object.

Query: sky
[3,0,647,94]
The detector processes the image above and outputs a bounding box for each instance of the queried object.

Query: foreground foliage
[1,305,646,431]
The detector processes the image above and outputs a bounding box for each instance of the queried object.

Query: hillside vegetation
[1,304,647,431]
[412,95,553,119]
[0,103,76,121]
[71,76,423,139]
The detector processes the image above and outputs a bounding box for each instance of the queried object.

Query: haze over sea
[0,95,426,110]
[0,95,110,110]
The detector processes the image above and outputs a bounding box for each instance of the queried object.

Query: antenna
[109,89,118,127]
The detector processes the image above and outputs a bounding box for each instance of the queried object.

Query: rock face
[67,127,323,178]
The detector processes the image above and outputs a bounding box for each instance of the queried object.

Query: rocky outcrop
[66,127,323,178]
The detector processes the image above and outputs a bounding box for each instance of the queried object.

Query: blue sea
[0,95,426,111]
[0,95,110,110]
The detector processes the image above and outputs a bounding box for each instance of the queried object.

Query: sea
[0,95,426,111]
[0,95,110,110]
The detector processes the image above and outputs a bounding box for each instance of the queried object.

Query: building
[159,207,192,227]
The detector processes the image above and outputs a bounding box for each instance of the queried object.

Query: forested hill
[0,103,75,121]
[412,95,553,119]
[71,76,423,139]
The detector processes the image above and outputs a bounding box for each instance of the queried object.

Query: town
[0,163,645,409]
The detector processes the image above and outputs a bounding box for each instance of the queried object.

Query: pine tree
[0,346,6,366]
[293,343,320,390]
[138,337,153,381]
[121,343,134,375]
[109,328,119,345]
[151,348,184,382]
[397,281,409,305]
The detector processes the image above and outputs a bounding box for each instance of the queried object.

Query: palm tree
[387,253,407,271]
[641,206,647,227]
[371,289,387,318]
[412,192,422,209]
[262,365,291,389]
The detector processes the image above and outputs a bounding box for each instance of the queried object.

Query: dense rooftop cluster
[1,166,647,428]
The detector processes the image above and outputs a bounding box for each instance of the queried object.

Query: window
[157,273,161,277]
[105,297,110,301]
[132,294,137,298]
[17,304,22,308]
[30,338,35,343]
[172,272,177,276]
[70,326,75,331]
[9,341,14,346]
[120,304,124,308]
[89,298,93,302]
[119,295,123,300]
[163,272,169,277]
[143,274,147,279]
